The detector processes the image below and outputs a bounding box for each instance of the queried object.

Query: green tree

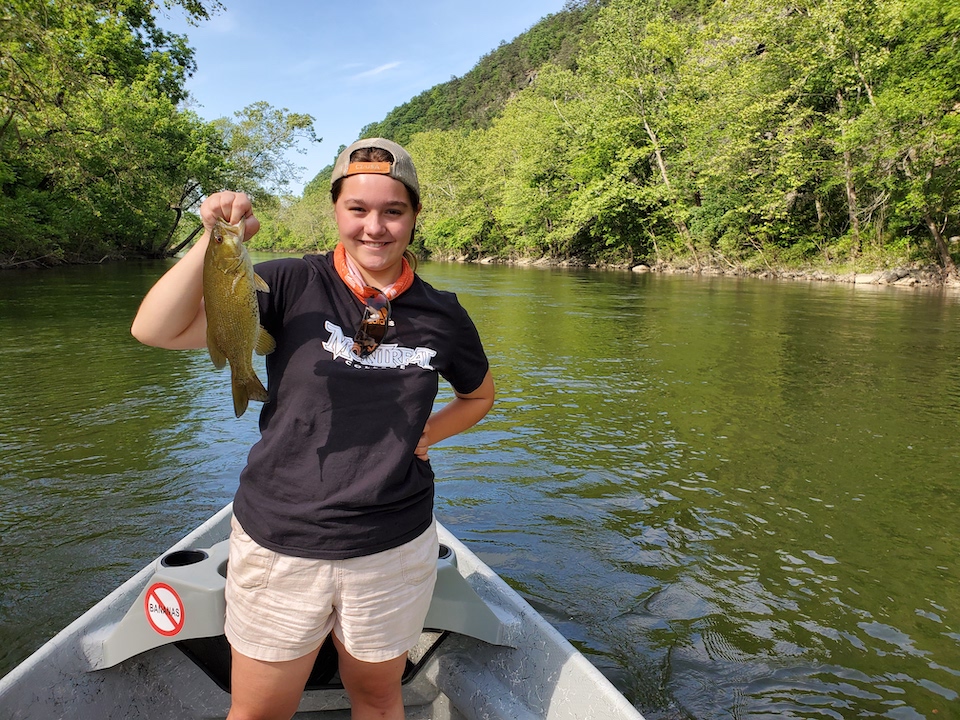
[410,128,504,258]
[578,0,701,265]
[670,0,818,266]
[0,0,224,265]
[858,0,960,274]
[213,101,320,200]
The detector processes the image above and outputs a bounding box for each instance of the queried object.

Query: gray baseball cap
[330,138,420,198]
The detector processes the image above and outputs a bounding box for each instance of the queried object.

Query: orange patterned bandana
[333,242,414,301]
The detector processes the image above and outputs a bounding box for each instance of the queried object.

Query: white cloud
[351,62,401,80]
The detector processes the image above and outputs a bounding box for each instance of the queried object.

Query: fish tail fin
[231,372,268,418]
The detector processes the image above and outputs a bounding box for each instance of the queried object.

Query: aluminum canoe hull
[0,504,644,720]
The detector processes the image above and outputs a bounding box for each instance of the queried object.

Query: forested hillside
[359,4,598,147]
[3,0,958,276]
[262,0,960,276]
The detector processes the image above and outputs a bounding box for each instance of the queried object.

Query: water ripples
[2,262,959,717]
[423,266,960,718]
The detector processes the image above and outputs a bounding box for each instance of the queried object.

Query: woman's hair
[330,146,420,270]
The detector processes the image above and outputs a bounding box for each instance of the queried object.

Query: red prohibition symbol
[144,582,185,637]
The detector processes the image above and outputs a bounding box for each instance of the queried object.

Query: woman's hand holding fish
[132,190,257,350]
[201,191,260,240]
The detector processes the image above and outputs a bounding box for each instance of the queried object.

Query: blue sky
[158,0,571,194]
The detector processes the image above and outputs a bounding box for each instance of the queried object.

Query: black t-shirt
[232,252,489,560]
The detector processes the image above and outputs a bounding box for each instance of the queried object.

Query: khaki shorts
[224,515,438,663]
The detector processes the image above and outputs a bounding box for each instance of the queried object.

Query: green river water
[0,258,958,718]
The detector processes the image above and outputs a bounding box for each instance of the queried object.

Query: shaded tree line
[5,0,956,275]
[0,0,317,267]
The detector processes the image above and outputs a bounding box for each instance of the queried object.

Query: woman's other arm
[415,369,496,460]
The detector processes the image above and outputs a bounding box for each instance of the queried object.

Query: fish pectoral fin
[255,326,276,356]
[254,273,270,293]
[207,341,228,370]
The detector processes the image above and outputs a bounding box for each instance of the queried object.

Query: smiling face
[333,173,420,288]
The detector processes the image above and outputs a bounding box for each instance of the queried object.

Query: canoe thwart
[97,539,230,669]
[95,532,514,672]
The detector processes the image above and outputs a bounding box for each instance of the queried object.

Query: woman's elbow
[130,316,195,349]
[130,322,168,348]
[130,316,155,346]
[477,372,496,415]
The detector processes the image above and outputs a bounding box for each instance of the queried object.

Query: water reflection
[1,261,958,718]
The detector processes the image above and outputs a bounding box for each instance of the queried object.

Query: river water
[1,258,958,718]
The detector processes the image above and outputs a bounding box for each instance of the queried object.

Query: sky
[157,0,572,195]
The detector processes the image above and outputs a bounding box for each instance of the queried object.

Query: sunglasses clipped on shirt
[353,287,392,358]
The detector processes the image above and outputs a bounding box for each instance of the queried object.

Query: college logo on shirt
[322,321,437,370]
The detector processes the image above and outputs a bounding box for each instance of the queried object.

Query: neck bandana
[333,242,414,301]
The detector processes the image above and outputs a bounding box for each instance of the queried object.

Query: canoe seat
[175,628,447,693]
[174,633,342,692]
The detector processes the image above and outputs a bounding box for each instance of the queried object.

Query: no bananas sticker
[144,583,185,637]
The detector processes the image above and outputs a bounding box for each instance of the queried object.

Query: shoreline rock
[629,262,960,290]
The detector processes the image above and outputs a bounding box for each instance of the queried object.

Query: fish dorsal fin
[256,326,276,356]
[254,273,270,293]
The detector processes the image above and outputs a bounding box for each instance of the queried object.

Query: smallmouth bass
[202,218,276,417]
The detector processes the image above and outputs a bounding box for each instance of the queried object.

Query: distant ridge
[361,3,601,146]
[303,1,603,196]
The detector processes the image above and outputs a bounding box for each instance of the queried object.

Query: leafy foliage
[5,0,958,274]
[280,0,959,275]
[0,0,317,266]
[0,0,218,264]
[213,101,319,200]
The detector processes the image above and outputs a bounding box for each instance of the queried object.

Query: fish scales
[202,218,276,417]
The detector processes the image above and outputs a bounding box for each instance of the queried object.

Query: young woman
[131,138,495,720]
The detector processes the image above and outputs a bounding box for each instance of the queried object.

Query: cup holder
[161,549,209,568]
[438,543,456,567]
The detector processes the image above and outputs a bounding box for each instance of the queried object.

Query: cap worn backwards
[330,138,420,198]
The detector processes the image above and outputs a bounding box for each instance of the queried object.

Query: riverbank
[6,248,958,292]
[463,253,960,290]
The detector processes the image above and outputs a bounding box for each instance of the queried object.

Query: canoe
[0,503,645,719]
